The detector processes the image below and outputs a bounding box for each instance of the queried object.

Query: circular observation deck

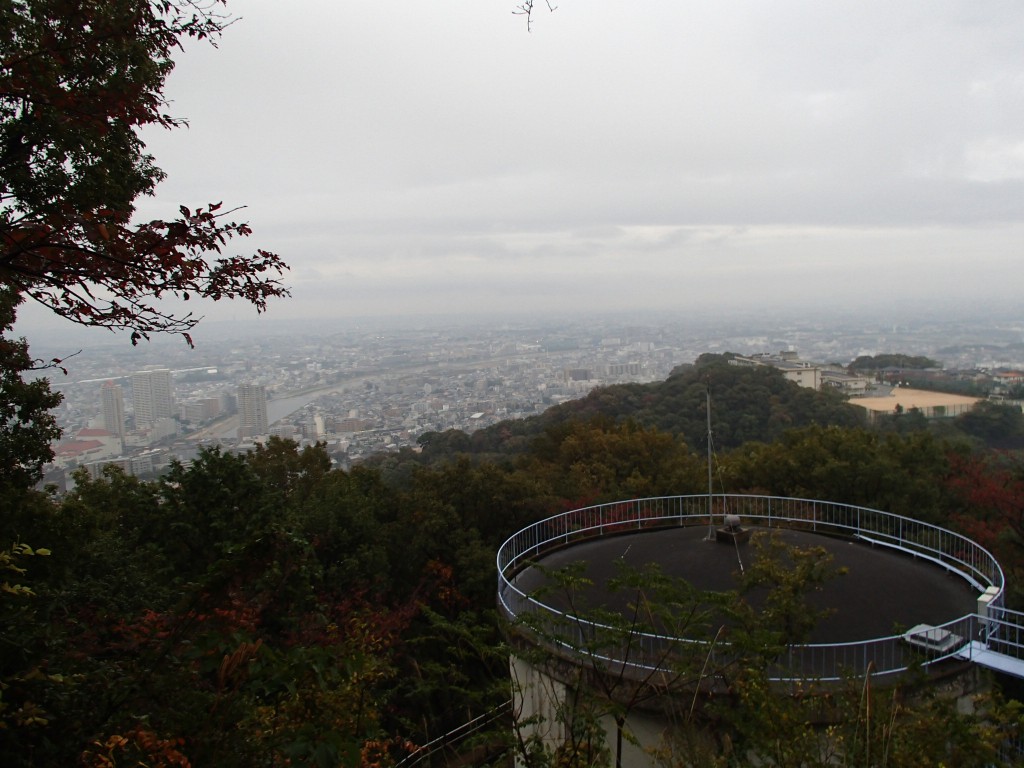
[497,495,1004,683]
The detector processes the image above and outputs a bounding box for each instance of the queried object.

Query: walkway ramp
[956,640,1024,679]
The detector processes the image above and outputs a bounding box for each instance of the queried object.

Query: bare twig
[512,0,557,32]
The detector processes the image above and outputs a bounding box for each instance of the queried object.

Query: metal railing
[394,701,512,768]
[496,495,1006,682]
[969,605,1024,662]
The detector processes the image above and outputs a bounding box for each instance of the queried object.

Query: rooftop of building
[55,439,105,457]
[514,524,978,644]
[77,428,116,438]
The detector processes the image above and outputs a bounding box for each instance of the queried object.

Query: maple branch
[0,1,290,345]
[29,348,80,375]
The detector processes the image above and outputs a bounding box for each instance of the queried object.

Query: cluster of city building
[35,312,1024,490]
[728,351,988,421]
[51,368,269,482]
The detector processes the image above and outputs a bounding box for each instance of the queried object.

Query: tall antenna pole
[705,385,715,541]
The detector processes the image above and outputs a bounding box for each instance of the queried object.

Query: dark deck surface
[514,525,980,644]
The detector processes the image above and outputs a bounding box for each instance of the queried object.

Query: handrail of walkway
[394,700,512,768]
[496,494,1006,682]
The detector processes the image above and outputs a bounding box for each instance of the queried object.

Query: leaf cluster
[0,439,516,765]
[849,354,941,371]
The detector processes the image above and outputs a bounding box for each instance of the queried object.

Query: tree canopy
[849,353,940,371]
[0,289,60,493]
[1,416,1022,764]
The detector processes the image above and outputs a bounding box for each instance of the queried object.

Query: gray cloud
[18,0,1023,337]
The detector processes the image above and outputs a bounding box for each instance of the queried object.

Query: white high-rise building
[132,367,174,427]
[237,383,268,439]
[99,380,126,444]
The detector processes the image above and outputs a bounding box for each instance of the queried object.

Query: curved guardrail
[394,701,511,768]
[496,494,1005,682]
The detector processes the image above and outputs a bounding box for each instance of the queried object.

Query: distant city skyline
[39,308,1024,487]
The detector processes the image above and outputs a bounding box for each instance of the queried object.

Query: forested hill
[419,354,864,461]
[542,354,864,450]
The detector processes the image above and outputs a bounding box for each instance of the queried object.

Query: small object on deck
[716,514,751,544]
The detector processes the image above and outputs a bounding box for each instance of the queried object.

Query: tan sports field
[851,387,980,413]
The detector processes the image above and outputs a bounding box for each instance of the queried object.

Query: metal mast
[705,386,715,540]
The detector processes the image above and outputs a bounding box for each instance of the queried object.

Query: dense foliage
[849,354,941,371]
[1,440,506,765]
[1,392,1022,764]
[0,289,61,497]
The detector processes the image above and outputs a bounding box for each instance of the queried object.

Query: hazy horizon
[13,1,1024,342]
[16,297,1024,360]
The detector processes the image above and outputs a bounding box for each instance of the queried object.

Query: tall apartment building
[237,383,268,439]
[131,367,174,427]
[99,380,126,445]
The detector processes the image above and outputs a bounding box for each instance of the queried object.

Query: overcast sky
[17,0,1024,336]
